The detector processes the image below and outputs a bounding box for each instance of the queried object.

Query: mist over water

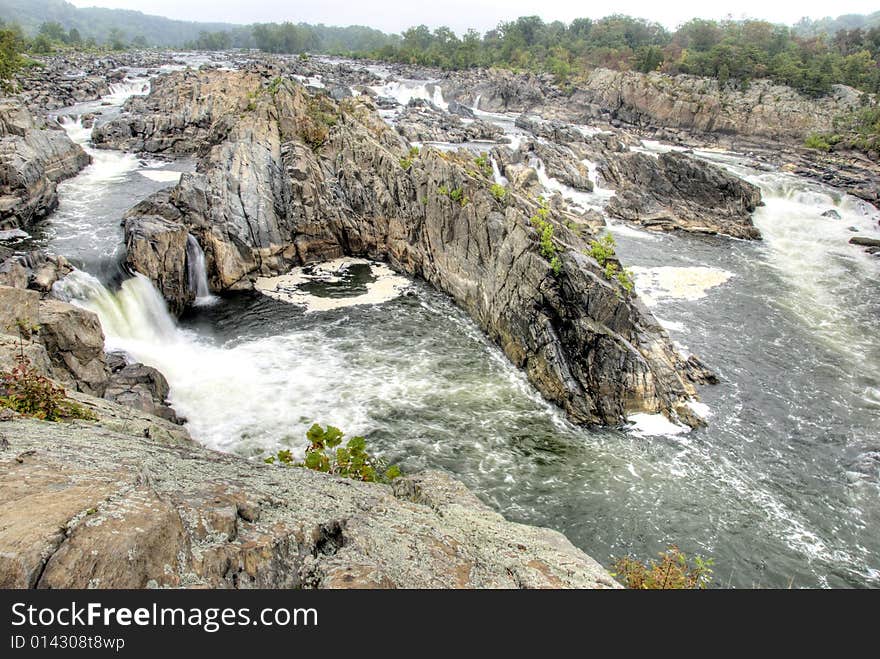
[36,63,880,588]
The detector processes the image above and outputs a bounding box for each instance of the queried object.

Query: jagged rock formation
[0,404,619,589]
[395,100,504,144]
[91,69,264,154]
[600,151,763,238]
[0,100,90,230]
[99,69,708,426]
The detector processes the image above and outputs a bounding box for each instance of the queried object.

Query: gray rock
[0,400,619,589]
[821,209,842,219]
[601,151,763,239]
[115,69,706,427]
[0,100,90,230]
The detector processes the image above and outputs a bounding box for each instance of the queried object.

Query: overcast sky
[69,0,879,34]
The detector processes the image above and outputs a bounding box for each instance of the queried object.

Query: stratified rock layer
[0,100,90,229]
[601,151,763,238]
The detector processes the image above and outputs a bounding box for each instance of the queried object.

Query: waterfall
[490,157,508,186]
[185,234,217,306]
[472,94,482,112]
[53,270,178,346]
[105,79,151,105]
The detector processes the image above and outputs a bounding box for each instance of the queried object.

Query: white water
[39,57,880,588]
[185,235,217,306]
[490,157,508,186]
[371,79,448,110]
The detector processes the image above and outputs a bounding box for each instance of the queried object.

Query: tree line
[364,15,880,97]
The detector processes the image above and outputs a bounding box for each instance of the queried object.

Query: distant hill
[794,11,880,36]
[0,0,241,46]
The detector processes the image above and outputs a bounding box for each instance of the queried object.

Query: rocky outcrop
[111,70,706,427]
[600,151,763,238]
[395,100,504,144]
[91,69,264,154]
[104,352,182,424]
[0,252,182,420]
[0,100,90,230]
[572,69,863,141]
[0,403,619,589]
[123,206,193,314]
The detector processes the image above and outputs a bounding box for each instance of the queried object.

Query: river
[18,59,880,588]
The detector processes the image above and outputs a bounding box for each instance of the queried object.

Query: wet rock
[103,352,182,424]
[395,101,503,144]
[37,298,109,396]
[601,151,763,239]
[115,69,705,427]
[0,100,90,230]
[0,405,619,589]
[124,212,193,315]
[821,209,841,219]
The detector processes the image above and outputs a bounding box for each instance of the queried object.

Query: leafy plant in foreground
[611,545,714,589]
[265,423,401,483]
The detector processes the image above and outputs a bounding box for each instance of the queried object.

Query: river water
[16,61,880,588]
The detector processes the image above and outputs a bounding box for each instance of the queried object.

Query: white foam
[138,170,183,183]
[255,258,409,312]
[627,413,690,438]
[629,266,734,306]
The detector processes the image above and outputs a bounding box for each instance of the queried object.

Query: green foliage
[474,154,492,178]
[588,233,633,293]
[399,147,419,170]
[359,15,880,97]
[588,233,617,266]
[298,95,337,150]
[265,423,401,484]
[438,185,468,206]
[804,132,832,151]
[529,201,562,274]
[0,356,96,422]
[612,545,714,589]
[449,187,468,206]
[490,183,507,202]
[0,25,24,89]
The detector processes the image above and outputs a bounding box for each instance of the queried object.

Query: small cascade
[490,157,508,186]
[53,270,178,346]
[105,79,151,105]
[57,115,91,145]
[185,234,218,306]
[472,94,482,112]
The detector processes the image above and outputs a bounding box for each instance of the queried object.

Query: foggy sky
[68,0,879,34]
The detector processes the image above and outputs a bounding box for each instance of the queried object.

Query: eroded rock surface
[0,100,90,230]
[0,406,619,589]
[105,69,705,426]
[601,151,763,238]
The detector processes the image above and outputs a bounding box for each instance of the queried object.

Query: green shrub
[529,200,562,275]
[490,183,507,202]
[265,423,401,484]
[298,95,338,150]
[0,356,96,422]
[399,156,413,170]
[611,545,714,589]
[449,187,468,206]
[588,233,617,267]
[804,133,831,151]
[474,154,492,178]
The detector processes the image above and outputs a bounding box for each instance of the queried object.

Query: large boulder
[0,406,619,589]
[123,211,193,314]
[37,298,109,396]
[601,151,763,238]
[0,100,90,230]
